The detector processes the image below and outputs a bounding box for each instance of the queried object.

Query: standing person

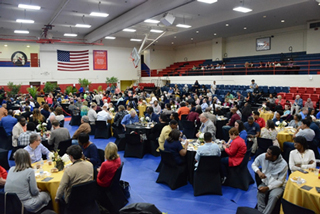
[195,132,221,169]
[5,149,51,213]
[252,146,287,214]
[211,81,217,95]
[55,145,93,204]
[247,79,257,93]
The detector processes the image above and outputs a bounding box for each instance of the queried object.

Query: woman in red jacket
[221,127,247,183]
[0,165,7,192]
[97,142,121,188]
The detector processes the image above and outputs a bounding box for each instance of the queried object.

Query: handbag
[119,180,130,199]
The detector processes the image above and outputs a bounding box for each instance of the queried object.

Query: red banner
[93,50,108,70]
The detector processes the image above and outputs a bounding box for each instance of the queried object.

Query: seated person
[289,136,316,172]
[288,114,302,129]
[78,132,100,168]
[272,111,284,126]
[177,102,190,120]
[121,109,139,131]
[5,149,51,212]
[253,111,265,129]
[158,120,178,152]
[235,120,247,144]
[221,128,247,183]
[299,107,308,120]
[24,133,50,163]
[244,116,261,154]
[12,116,27,147]
[18,122,37,147]
[260,120,279,147]
[164,129,188,165]
[55,145,93,204]
[222,108,240,142]
[48,119,71,151]
[291,95,303,115]
[97,105,112,123]
[0,165,7,192]
[71,116,91,145]
[152,100,161,115]
[149,114,168,141]
[97,142,121,188]
[144,106,159,123]
[0,110,18,136]
[252,146,287,214]
[196,113,216,140]
[29,108,45,124]
[21,106,32,121]
[194,132,221,169]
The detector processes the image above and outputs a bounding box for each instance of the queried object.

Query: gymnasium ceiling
[0,0,320,47]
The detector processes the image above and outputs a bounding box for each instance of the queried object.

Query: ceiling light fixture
[27,45,30,47]
[214,33,217,36]
[174,36,177,39]
[196,31,199,33]
[64,33,77,37]
[123,28,136,32]
[105,36,116,39]
[233,6,252,13]
[4,45,7,47]
[244,27,247,29]
[226,23,229,26]
[16,19,34,24]
[191,38,193,40]
[281,20,285,22]
[90,12,109,17]
[263,15,267,18]
[18,4,41,10]
[176,24,191,28]
[144,19,160,24]
[171,42,174,44]
[130,39,142,42]
[14,30,29,34]
[150,29,163,33]
[197,0,218,4]
[75,24,91,28]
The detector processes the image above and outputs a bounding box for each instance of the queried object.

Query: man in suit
[196,113,216,140]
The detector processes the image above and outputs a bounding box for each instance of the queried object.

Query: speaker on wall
[160,13,175,26]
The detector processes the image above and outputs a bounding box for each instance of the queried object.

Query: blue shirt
[79,87,84,93]
[145,113,159,123]
[82,143,100,168]
[195,142,221,168]
[294,98,303,108]
[201,102,208,112]
[244,122,260,136]
[164,140,183,165]
[239,130,248,144]
[299,111,307,120]
[121,114,139,126]
[310,122,320,145]
[316,112,320,119]
[24,143,50,163]
[0,115,17,136]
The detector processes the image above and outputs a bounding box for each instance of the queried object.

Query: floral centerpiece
[276,121,287,130]
[109,107,115,114]
[171,104,177,111]
[262,104,267,112]
[198,132,204,143]
[37,120,47,137]
[145,116,151,122]
[140,117,145,123]
[49,151,70,171]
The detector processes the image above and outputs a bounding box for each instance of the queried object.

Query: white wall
[141,74,320,87]
[148,48,175,70]
[174,41,212,62]
[306,22,320,54]
[0,42,139,85]
[225,26,307,57]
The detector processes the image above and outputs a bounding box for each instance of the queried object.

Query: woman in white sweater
[289,136,316,172]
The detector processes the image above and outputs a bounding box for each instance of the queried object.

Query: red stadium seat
[297,87,306,94]
[294,93,301,98]
[289,87,298,93]
[301,94,311,101]
[306,88,315,94]
[286,93,294,100]
[311,94,319,102]
[316,88,320,94]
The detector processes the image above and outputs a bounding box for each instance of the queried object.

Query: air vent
[310,22,320,29]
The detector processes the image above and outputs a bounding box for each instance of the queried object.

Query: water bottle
[40,158,44,167]
[39,167,44,178]
[182,135,187,143]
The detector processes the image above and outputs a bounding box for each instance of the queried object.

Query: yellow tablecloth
[37,97,45,104]
[138,105,147,118]
[260,111,274,122]
[146,98,151,103]
[277,128,295,150]
[33,160,70,213]
[282,171,320,214]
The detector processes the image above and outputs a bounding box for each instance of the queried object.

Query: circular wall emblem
[11,51,27,66]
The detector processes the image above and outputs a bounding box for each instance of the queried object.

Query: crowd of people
[0,79,319,213]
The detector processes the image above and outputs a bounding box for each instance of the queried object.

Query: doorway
[120,80,135,91]
[29,82,41,91]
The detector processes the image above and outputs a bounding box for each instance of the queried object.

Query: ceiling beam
[84,0,194,43]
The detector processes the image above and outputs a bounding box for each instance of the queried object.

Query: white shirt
[289,149,316,172]
[211,84,216,93]
[87,108,97,123]
[97,110,112,122]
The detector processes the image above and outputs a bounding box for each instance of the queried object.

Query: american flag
[57,50,89,71]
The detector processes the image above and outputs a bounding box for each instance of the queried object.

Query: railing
[140,59,320,77]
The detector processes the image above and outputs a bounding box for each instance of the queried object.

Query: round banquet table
[138,105,147,117]
[276,128,295,150]
[282,171,320,214]
[33,160,70,213]
[259,111,274,122]
[146,98,151,103]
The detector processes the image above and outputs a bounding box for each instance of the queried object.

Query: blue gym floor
[9,119,258,214]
